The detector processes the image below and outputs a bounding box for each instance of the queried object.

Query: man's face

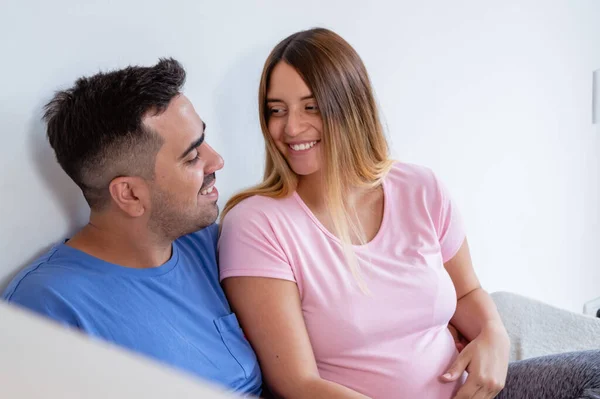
[144,94,224,239]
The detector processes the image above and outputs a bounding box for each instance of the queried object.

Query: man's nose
[202,143,224,174]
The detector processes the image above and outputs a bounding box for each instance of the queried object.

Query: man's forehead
[144,95,204,140]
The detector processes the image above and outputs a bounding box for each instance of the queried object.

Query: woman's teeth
[289,141,318,151]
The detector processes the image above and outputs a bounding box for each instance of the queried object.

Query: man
[2,58,262,397]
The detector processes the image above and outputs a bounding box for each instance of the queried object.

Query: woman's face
[266,62,323,177]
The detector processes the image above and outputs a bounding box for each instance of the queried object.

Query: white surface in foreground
[0,302,241,398]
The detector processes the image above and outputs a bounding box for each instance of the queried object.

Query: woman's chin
[289,163,321,177]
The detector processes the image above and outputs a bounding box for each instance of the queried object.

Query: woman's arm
[223,277,370,399]
[446,239,507,341]
[442,238,510,399]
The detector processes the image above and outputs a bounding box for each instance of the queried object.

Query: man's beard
[148,187,218,240]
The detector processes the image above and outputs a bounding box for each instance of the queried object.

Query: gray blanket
[491,291,600,361]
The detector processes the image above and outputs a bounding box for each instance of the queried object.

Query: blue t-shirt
[2,223,262,396]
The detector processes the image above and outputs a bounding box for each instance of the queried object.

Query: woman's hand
[448,323,469,353]
[442,321,510,399]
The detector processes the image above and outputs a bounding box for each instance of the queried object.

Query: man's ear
[108,176,150,217]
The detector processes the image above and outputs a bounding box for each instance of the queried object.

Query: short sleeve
[430,172,466,263]
[3,270,80,329]
[218,200,296,283]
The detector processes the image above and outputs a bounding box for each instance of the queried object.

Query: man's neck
[66,215,173,269]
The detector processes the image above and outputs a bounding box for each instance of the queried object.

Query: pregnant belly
[317,327,466,399]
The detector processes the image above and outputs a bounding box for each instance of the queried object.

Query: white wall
[1,0,599,313]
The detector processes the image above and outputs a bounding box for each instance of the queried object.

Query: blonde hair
[222,28,394,291]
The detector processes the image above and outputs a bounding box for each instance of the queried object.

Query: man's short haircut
[43,57,186,209]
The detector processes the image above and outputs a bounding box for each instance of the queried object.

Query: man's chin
[194,205,220,229]
[208,205,220,224]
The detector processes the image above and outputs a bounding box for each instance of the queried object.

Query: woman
[218,28,600,399]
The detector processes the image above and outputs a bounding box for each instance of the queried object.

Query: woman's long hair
[222,28,394,291]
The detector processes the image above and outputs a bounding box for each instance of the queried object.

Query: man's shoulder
[4,246,67,297]
[2,245,87,326]
[3,244,102,300]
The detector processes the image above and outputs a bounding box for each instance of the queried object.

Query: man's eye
[187,152,200,164]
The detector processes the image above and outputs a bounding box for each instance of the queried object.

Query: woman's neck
[296,171,326,211]
[296,171,385,245]
[296,171,377,212]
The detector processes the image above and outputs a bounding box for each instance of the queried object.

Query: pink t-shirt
[218,162,466,398]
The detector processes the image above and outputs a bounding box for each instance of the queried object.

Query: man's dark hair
[43,57,186,210]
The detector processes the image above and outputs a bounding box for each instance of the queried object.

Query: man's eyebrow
[179,122,206,160]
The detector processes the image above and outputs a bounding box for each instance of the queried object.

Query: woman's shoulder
[221,194,294,226]
[386,160,440,190]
